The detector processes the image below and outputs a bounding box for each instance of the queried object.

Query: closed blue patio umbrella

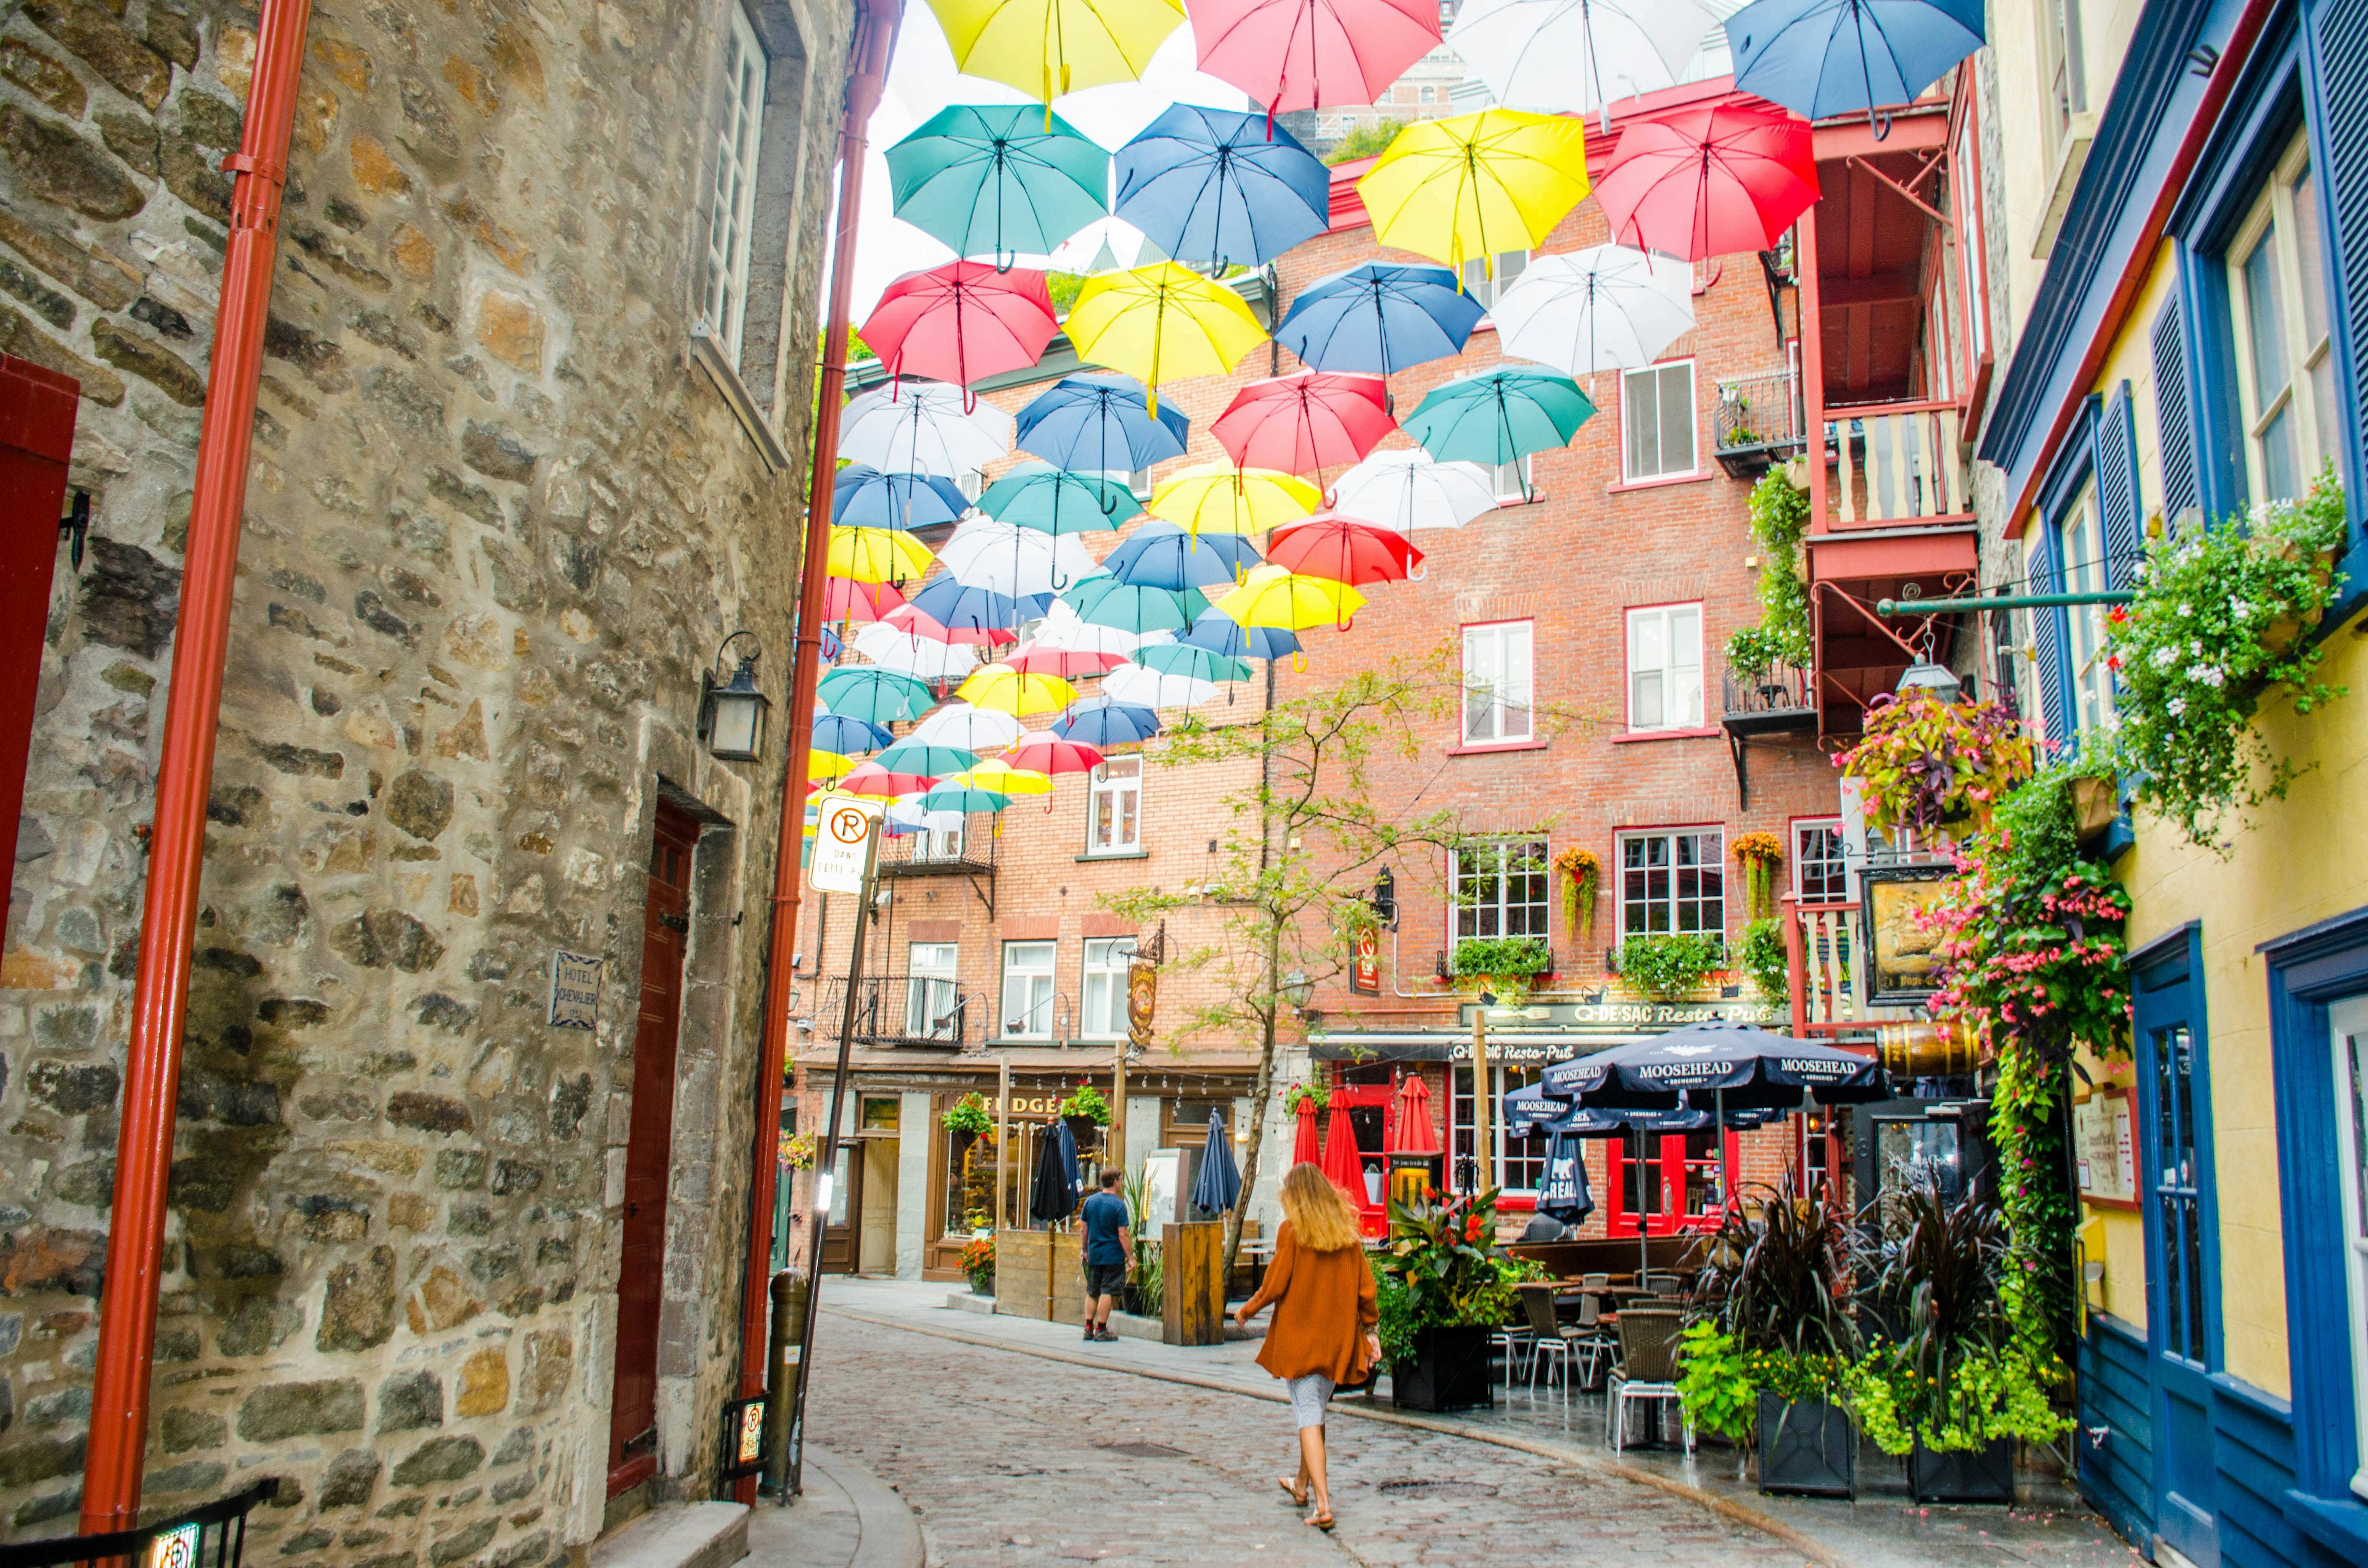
[1191,1107,1243,1213]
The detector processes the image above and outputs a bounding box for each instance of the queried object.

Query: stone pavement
[808,1279,2144,1568]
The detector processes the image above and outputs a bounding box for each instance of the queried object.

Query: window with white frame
[700,4,768,365]
[1794,819,1848,903]
[1619,828,1725,939]
[906,942,960,1040]
[1087,757,1141,853]
[1460,249,1529,310]
[956,467,987,504]
[1622,361,1696,481]
[1080,937,1137,1039]
[1461,620,1534,745]
[1954,120,1988,369]
[1486,454,1532,501]
[2330,996,2368,1500]
[1452,839,1550,946]
[914,818,965,863]
[1625,604,1703,731]
[2056,482,2116,736]
[2039,0,2087,156]
[2228,133,2336,505]
[1000,941,1056,1039]
[1451,1064,1547,1193]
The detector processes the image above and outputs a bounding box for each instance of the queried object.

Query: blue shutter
[2315,0,2368,500]
[2031,530,2071,750]
[2148,300,2198,527]
[2096,383,2143,589]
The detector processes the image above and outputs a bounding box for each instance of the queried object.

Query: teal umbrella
[1136,641,1251,684]
[817,667,934,723]
[1404,366,1596,478]
[875,740,980,776]
[919,784,1013,814]
[976,461,1143,535]
[886,105,1111,265]
[1063,578,1209,633]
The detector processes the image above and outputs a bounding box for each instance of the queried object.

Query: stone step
[591,1503,749,1568]
[944,1291,993,1315]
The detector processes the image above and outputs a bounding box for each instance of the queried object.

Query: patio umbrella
[1014,371,1190,472]
[1137,641,1252,684]
[850,623,983,684]
[839,758,939,797]
[1211,372,1395,475]
[1053,697,1163,745]
[826,525,937,585]
[1328,448,1500,533]
[976,462,1142,533]
[1065,263,1268,412]
[831,465,972,531]
[906,574,1027,638]
[931,0,1186,101]
[1211,564,1365,630]
[884,600,1018,647]
[1191,1108,1243,1212]
[1104,519,1262,591]
[1113,105,1331,269]
[1538,1021,1891,1110]
[1186,0,1441,115]
[840,381,1016,477]
[817,666,935,723]
[1403,366,1595,475]
[1273,261,1486,376]
[1391,1070,1439,1154]
[873,739,981,777]
[823,576,908,622]
[1537,1129,1595,1225]
[1063,577,1211,634]
[1182,606,1301,661]
[1004,638,1132,676]
[1103,662,1219,710]
[1030,1120,1079,1222]
[1725,0,1984,125]
[958,662,1078,715]
[1488,246,1697,378]
[1264,515,1424,585]
[1445,0,1711,122]
[1003,728,1106,774]
[1357,109,1594,276]
[1148,462,1322,536]
[812,712,895,754]
[1590,99,1819,261]
[910,700,1029,751]
[885,104,1110,264]
[860,261,1060,388]
[939,518,1101,597]
[1293,1095,1322,1166]
[1320,1101,1369,1207]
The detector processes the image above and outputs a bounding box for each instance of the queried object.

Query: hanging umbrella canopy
[1264,515,1424,585]
[1035,597,1148,657]
[950,760,1054,795]
[1292,1095,1322,1167]
[1274,261,1486,376]
[1014,371,1190,472]
[831,465,972,531]
[840,381,1016,476]
[1358,110,1594,276]
[817,665,935,723]
[910,700,1029,752]
[1212,563,1366,629]
[1320,1101,1368,1203]
[1404,366,1596,467]
[823,575,908,622]
[1053,697,1163,745]
[812,711,895,755]
[1725,0,1983,125]
[1389,1071,1439,1154]
[1065,264,1269,411]
[886,104,1111,263]
[839,758,940,797]
[930,0,1186,101]
[1191,1108,1243,1212]
[808,750,858,784]
[976,461,1142,533]
[1147,462,1322,535]
[906,574,1027,639]
[1188,0,1441,114]
[1211,371,1395,475]
[1328,448,1501,532]
[1538,1021,1892,1110]
[1489,245,1697,377]
[1537,1130,1595,1224]
[1113,105,1331,269]
[1030,1120,1079,1221]
[1103,662,1219,710]
[850,623,984,684]
[1004,638,1131,676]
[861,261,1060,387]
[887,792,968,832]
[1063,577,1211,634]
[1104,519,1263,591]
[939,518,1103,597]
[921,783,1016,815]
[826,525,937,585]
[1182,606,1302,661]
[1445,0,1711,120]
[1137,641,1252,683]
[1003,728,1106,774]
[1592,99,1819,261]
[884,599,1018,647]
[874,739,982,777]
[958,662,1079,715]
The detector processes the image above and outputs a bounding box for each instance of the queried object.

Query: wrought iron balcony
[813,975,976,1050]
[1712,367,1807,477]
[1719,661,1815,809]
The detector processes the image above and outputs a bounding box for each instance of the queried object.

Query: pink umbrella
[885,600,1018,647]
[1592,100,1819,262]
[1003,729,1105,775]
[860,261,1059,388]
[1210,371,1395,474]
[1264,515,1424,585]
[824,577,906,622]
[838,760,937,797]
[1004,639,1131,677]
[1292,1095,1322,1166]
[1187,0,1441,115]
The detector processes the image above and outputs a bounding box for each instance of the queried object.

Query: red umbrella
[860,261,1059,388]
[1292,1095,1322,1166]
[884,600,1018,647]
[1320,1102,1368,1207]
[1264,514,1424,585]
[1002,729,1104,775]
[1592,101,1820,262]
[824,576,906,622]
[1389,1070,1439,1154]
[1188,0,1440,115]
[1211,371,1396,474]
[1004,638,1131,677]
[839,760,937,797]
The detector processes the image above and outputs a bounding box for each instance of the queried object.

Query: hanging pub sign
[1860,863,1957,1003]
[1350,924,1380,995]
[1127,956,1158,1048]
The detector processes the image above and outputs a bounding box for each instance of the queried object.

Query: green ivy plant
[1727,470,1813,669]
[1616,932,1723,999]
[2105,469,2349,852]
[1737,917,1789,1008]
[1449,936,1550,979]
[1280,1080,1330,1114]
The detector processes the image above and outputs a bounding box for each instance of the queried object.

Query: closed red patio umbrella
[1389,1069,1439,1154]
[1320,1100,1367,1207]
[1292,1094,1322,1166]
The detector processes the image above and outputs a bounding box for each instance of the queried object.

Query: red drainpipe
[79,0,314,1534]
[734,0,901,1501]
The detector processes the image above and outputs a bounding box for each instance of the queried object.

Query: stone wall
[1,0,851,1553]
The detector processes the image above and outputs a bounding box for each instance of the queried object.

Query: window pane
[1502,624,1533,739]
[1625,369,1658,477]
[1658,364,1695,474]
[1671,607,1701,726]
[2347,1027,2368,1245]
[2292,163,2330,349]
[2243,228,2290,404]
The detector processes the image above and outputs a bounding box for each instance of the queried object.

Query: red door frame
[1601,1130,1740,1238]
[0,356,77,934]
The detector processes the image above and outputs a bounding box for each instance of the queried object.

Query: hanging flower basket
[783,1132,817,1171]
[1836,689,2034,845]
[1281,1080,1330,1114]
[1731,831,1784,919]
[1552,845,1599,944]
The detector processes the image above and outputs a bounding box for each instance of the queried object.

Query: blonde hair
[1278,1162,1362,1252]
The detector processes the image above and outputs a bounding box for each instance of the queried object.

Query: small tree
[1326,120,1407,165]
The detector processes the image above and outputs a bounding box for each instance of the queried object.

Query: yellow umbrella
[926,0,1184,101]
[1212,564,1367,630]
[1357,109,1593,277]
[810,750,857,783]
[957,663,1077,715]
[1146,462,1320,536]
[827,525,935,585]
[950,760,1054,795]
[1065,265,1267,412]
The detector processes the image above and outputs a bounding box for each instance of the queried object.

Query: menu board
[2073,1089,2139,1207]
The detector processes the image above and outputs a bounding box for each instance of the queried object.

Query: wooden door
[606,802,698,1499]
[820,1137,863,1273]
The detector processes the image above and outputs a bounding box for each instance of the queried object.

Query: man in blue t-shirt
[1079,1168,1133,1343]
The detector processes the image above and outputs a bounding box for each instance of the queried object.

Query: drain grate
[1375,1479,1498,1498]
[1098,1440,1189,1459]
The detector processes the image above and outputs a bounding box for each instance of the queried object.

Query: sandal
[1276,1478,1307,1507]
[1307,1512,1336,1532]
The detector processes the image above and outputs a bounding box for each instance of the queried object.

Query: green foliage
[1737,918,1788,1007]
[1325,119,1406,165]
[1724,625,1788,678]
[2105,468,2350,851]
[1057,1083,1111,1125]
[940,1092,992,1136]
[1731,472,1812,668]
[1617,932,1723,999]
[1677,1324,1760,1440]
[1844,1342,2071,1455]
[1837,690,2036,839]
[1046,271,1089,316]
[1448,935,1550,979]
[1281,1080,1330,1114]
[1376,1275,1421,1368]
[1375,1190,1516,1361]
[847,327,875,362]
[1696,1175,1857,1363]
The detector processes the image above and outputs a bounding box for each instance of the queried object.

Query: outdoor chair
[1642,1270,1684,1297]
[1515,1284,1576,1400]
[1609,1307,1693,1454]
[1491,1299,1535,1382]
[1565,1289,1614,1388]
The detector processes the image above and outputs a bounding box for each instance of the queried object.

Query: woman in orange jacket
[1233,1162,1378,1532]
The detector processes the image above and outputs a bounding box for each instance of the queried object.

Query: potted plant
[1731,831,1784,919]
[1836,689,2035,848]
[1375,1189,1515,1411]
[782,1132,817,1171]
[1553,846,1600,945]
[1736,918,1788,1009]
[1616,932,1722,1001]
[941,1092,992,1162]
[1280,1080,1330,1115]
[1449,935,1550,1005]
[1058,1083,1111,1149]
[1682,1176,1859,1496]
[959,1234,995,1296]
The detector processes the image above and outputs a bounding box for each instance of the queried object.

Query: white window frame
[1621,359,1698,482]
[2227,132,2335,505]
[1460,249,1529,311]
[1793,818,1848,904]
[1451,839,1551,948]
[1954,119,1989,370]
[1080,937,1137,1040]
[1451,1063,1547,1195]
[2056,482,2116,736]
[2331,996,2368,1501]
[2038,0,2087,160]
[701,4,767,365]
[1618,827,1726,940]
[1000,941,1056,1040]
[906,942,960,1040]
[1485,453,1532,501]
[1624,603,1703,733]
[1086,757,1141,854]
[1460,620,1534,746]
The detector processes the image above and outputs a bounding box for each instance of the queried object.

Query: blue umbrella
[976,461,1142,534]
[907,574,1026,636]
[1053,697,1162,746]
[812,712,894,754]
[1724,0,1984,125]
[1014,371,1190,473]
[831,465,971,531]
[1114,105,1331,270]
[1104,520,1262,591]
[1190,1108,1243,1213]
[1274,261,1487,376]
[1537,1130,1594,1225]
[1182,607,1300,662]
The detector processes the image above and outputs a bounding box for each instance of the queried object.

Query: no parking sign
[808,792,884,894]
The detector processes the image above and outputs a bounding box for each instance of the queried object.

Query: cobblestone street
[806,1310,1814,1567]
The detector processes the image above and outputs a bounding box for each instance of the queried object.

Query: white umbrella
[1490,246,1697,377]
[839,380,1014,477]
[1328,449,1500,532]
[937,519,1101,599]
[1033,599,1146,657]
[1446,0,1712,122]
[907,701,1026,752]
[887,791,966,832]
[850,623,981,684]
[1103,663,1219,710]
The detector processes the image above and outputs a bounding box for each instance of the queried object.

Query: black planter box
[1392,1324,1495,1412]
[1909,1438,2016,1503]
[1756,1391,1856,1497]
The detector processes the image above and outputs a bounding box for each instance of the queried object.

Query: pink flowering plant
[1836,690,2036,840]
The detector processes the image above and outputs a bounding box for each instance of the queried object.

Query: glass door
[2329,998,2368,1501]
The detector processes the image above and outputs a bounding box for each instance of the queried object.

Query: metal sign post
[783,794,883,1497]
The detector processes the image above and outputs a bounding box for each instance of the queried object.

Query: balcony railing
[1713,368,1807,475]
[814,975,976,1049]
[1719,662,1814,726]
[876,824,997,876]
[1825,400,1970,525]
[1780,900,1861,1035]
